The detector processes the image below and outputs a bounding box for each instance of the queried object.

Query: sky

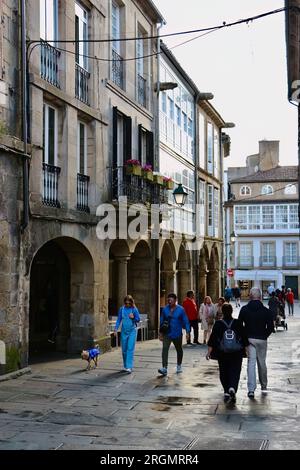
[154,0,297,169]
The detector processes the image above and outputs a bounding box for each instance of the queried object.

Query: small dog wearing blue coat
[81,345,101,370]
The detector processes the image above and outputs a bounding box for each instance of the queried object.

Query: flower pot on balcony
[126,165,142,176]
[142,169,153,181]
[164,180,174,190]
[153,174,164,185]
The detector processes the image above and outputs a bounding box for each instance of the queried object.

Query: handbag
[159,318,169,334]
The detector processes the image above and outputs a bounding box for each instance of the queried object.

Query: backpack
[219,320,243,353]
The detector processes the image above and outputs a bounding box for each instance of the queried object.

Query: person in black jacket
[238,287,274,399]
[206,303,249,404]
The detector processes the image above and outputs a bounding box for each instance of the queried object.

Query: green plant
[6,345,21,374]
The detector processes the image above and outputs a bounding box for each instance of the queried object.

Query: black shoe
[248,391,255,399]
[224,393,230,403]
[229,387,236,403]
[193,341,201,345]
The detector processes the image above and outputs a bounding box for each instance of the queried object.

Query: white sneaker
[125,368,132,374]
[261,389,268,394]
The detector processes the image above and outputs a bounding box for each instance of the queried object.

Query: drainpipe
[20,0,29,232]
[194,93,201,303]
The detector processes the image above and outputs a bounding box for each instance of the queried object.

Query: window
[234,206,247,230]
[199,113,205,169]
[239,243,252,267]
[161,92,167,113]
[284,184,297,195]
[43,103,57,165]
[136,29,144,77]
[199,180,205,235]
[208,185,213,236]
[75,3,88,70]
[168,97,174,120]
[214,127,219,179]
[289,204,298,228]
[262,206,274,229]
[207,122,213,174]
[176,105,181,127]
[248,206,260,230]
[182,112,187,132]
[77,122,87,174]
[284,242,298,265]
[40,0,58,43]
[214,189,219,238]
[240,186,251,196]
[261,243,275,266]
[112,2,121,53]
[188,118,193,137]
[275,205,288,229]
[261,184,273,195]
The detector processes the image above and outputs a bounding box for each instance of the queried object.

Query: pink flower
[163,176,173,182]
[142,164,153,172]
[125,159,141,166]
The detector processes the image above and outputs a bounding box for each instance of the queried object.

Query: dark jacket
[208,318,249,360]
[232,287,241,298]
[268,297,280,320]
[238,300,274,340]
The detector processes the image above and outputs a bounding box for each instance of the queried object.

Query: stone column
[116,256,130,309]
[199,270,207,303]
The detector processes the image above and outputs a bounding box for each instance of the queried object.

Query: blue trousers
[121,328,137,369]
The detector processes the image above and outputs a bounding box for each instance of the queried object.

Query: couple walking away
[207,287,274,403]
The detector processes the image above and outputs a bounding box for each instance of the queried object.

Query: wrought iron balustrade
[75,64,90,104]
[112,50,124,88]
[40,41,60,87]
[42,163,61,207]
[77,173,90,212]
[137,74,147,107]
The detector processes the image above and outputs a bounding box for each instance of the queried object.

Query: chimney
[258,141,279,171]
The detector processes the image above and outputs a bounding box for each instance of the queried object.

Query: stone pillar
[116,256,130,309]
[199,270,207,303]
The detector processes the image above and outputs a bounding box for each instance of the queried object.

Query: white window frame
[284,184,297,195]
[112,1,121,54]
[77,121,87,175]
[199,180,205,235]
[207,184,213,236]
[214,188,219,238]
[240,185,251,196]
[207,122,213,174]
[199,112,205,169]
[75,2,88,70]
[43,103,58,166]
[40,0,58,43]
[284,242,298,265]
[261,184,274,195]
[213,127,219,180]
[136,28,144,78]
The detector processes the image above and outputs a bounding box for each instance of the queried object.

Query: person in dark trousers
[183,290,200,345]
[238,287,274,398]
[224,285,232,303]
[286,288,294,316]
[206,303,249,404]
[268,291,281,326]
[232,285,241,308]
[158,293,190,376]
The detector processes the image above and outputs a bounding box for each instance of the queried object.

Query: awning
[235,271,280,281]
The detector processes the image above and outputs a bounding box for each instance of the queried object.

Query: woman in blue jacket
[114,295,140,373]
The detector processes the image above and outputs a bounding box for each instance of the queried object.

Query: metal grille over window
[75,63,90,104]
[112,50,124,88]
[42,163,61,207]
[137,74,146,107]
[40,41,60,87]
[77,174,90,212]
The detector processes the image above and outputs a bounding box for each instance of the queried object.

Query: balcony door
[239,243,252,267]
[284,242,298,267]
[261,243,275,267]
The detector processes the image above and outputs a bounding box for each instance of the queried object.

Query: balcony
[111,167,168,205]
[75,64,90,104]
[42,163,61,207]
[259,256,277,268]
[77,173,90,213]
[40,41,60,88]
[137,74,146,107]
[236,256,254,269]
[112,50,124,89]
[282,256,300,269]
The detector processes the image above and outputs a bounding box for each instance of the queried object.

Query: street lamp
[173,183,188,206]
[230,231,236,243]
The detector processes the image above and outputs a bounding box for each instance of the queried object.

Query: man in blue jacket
[158,293,190,376]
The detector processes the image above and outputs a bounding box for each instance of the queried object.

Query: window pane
[262,206,274,229]
[248,206,260,229]
[275,205,288,229]
[207,122,213,173]
[235,206,247,230]
[289,204,299,228]
[79,123,85,174]
[40,0,46,40]
[48,106,55,165]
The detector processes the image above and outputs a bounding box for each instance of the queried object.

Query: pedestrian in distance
[158,293,190,376]
[206,303,249,404]
[232,284,241,308]
[199,296,216,345]
[114,295,140,374]
[267,283,275,296]
[224,285,232,303]
[214,297,226,320]
[268,291,281,328]
[238,287,274,398]
[183,290,200,345]
[286,288,294,316]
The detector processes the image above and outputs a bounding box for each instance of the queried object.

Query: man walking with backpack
[238,287,274,398]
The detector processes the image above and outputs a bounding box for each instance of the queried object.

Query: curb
[0,367,32,382]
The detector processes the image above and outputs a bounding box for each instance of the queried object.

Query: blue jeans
[121,328,137,369]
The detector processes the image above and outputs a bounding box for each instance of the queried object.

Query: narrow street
[0,302,300,450]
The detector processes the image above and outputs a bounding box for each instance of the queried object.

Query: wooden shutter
[124,116,132,162]
[112,106,118,168]
[146,130,154,169]
[138,124,142,163]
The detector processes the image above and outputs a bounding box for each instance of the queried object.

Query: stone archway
[207,245,220,302]
[29,237,94,356]
[128,241,155,330]
[177,243,192,304]
[108,240,131,316]
[199,245,209,303]
[160,240,176,307]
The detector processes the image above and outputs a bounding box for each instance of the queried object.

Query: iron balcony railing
[77,173,90,213]
[259,256,277,268]
[40,41,60,87]
[111,167,168,205]
[75,64,90,104]
[42,163,61,207]
[137,74,147,107]
[112,50,124,89]
[235,256,254,269]
[282,256,300,268]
